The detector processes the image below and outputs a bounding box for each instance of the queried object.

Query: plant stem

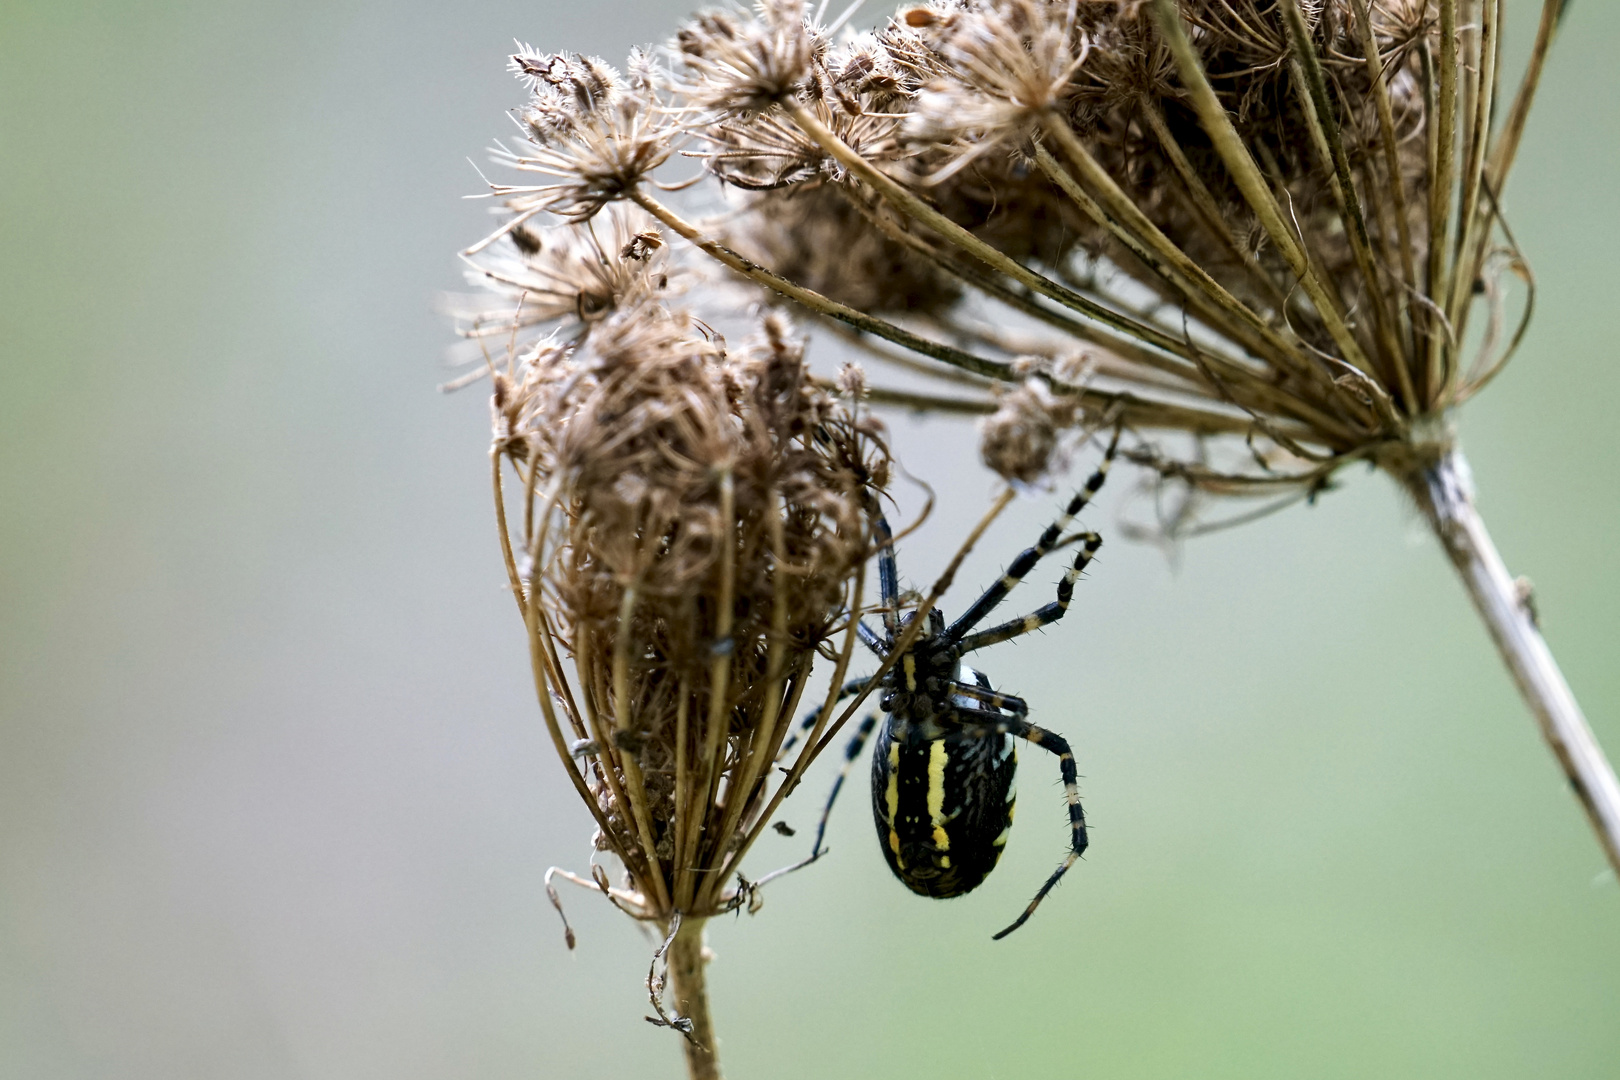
[1404,448,1620,878]
[669,917,721,1080]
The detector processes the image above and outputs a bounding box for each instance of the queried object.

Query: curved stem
[669,917,721,1080]
[1403,448,1620,878]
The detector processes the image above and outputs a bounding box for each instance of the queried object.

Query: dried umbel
[490,46,672,222]
[658,0,1532,490]
[488,291,890,905]
[448,203,672,366]
[674,0,816,114]
[472,200,889,1067]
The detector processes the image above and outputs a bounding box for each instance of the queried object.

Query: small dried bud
[1010,354,1042,377]
[979,379,1077,484]
[828,34,906,104]
[836,362,867,398]
[1051,348,1095,387]
[509,46,622,108]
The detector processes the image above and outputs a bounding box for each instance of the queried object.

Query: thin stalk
[527,477,641,855]
[1448,0,1500,344]
[839,183,1232,385]
[700,493,791,909]
[1283,55,1401,384]
[575,628,648,885]
[639,185,1258,434]
[522,472,590,740]
[1278,0,1403,381]
[1137,96,1289,310]
[935,316,1207,396]
[668,917,720,1080]
[1035,120,1297,368]
[727,564,867,875]
[1458,0,1480,205]
[537,606,588,739]
[1350,0,1419,273]
[1403,448,1620,880]
[1427,0,1459,397]
[628,187,1016,383]
[672,685,693,908]
[1485,0,1566,193]
[1031,142,1358,440]
[1147,0,1374,378]
[1349,0,1421,402]
[492,453,633,870]
[828,321,1276,436]
[826,325,995,389]
[689,468,736,902]
[779,99,1218,364]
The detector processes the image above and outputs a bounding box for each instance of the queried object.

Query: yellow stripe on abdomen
[927,740,950,851]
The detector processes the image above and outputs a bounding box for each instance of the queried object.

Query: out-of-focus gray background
[3,2,1618,1077]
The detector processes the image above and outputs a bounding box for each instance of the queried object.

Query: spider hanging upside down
[779,427,1119,939]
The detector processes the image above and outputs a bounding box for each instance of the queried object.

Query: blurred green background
[3,2,1618,1077]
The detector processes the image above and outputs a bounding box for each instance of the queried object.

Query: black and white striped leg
[808,714,879,857]
[749,712,882,892]
[875,512,899,640]
[944,426,1120,642]
[992,719,1088,940]
[777,677,870,762]
[948,681,1029,717]
[957,532,1102,654]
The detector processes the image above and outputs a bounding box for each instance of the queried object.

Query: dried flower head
[652,0,1545,517]
[488,47,673,221]
[488,277,890,917]
[449,205,673,363]
[835,361,867,398]
[673,0,818,115]
[906,0,1090,152]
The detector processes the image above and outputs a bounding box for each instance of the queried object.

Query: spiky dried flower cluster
[674,0,816,114]
[482,226,890,933]
[447,204,672,364]
[660,0,1546,511]
[490,46,672,221]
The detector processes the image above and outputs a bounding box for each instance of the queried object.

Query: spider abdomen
[870,719,1017,899]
